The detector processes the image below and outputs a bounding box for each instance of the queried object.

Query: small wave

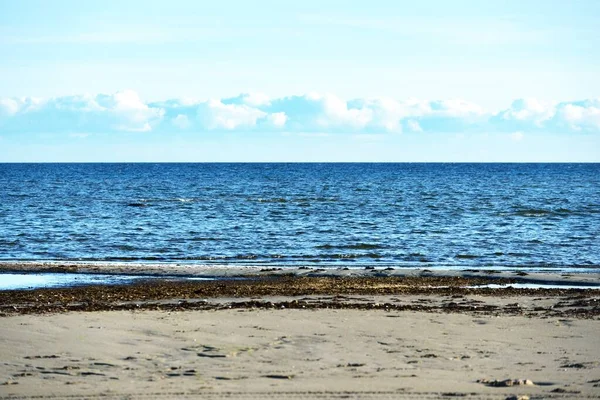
[566,236,592,240]
[126,202,148,207]
[126,198,196,207]
[254,198,287,203]
[112,244,138,251]
[404,253,430,262]
[511,207,581,218]
[527,239,544,244]
[512,208,552,217]
[102,256,165,261]
[507,252,529,257]
[455,254,479,259]
[189,237,224,242]
[319,253,384,259]
[0,240,20,247]
[295,197,339,203]
[251,196,338,204]
[316,243,385,250]
[555,208,574,214]
[233,254,259,260]
[215,252,388,261]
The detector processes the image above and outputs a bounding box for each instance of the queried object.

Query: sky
[0,0,599,162]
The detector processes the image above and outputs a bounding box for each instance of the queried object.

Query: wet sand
[3,260,600,286]
[1,272,599,399]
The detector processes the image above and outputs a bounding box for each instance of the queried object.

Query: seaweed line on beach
[1,276,599,318]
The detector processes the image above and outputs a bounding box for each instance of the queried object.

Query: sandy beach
[1,307,599,400]
[1,271,599,399]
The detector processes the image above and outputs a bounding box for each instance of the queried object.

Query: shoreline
[2,260,600,288]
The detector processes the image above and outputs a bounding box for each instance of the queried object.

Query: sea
[1,163,599,272]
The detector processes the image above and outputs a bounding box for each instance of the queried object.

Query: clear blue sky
[0,0,599,161]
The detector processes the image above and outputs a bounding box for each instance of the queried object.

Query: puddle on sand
[0,273,212,290]
[471,283,600,290]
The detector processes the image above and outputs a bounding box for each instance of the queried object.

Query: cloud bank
[1,90,599,134]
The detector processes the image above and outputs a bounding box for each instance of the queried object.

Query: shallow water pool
[0,273,207,290]
[471,283,600,290]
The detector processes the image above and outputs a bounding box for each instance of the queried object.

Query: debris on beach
[477,378,535,387]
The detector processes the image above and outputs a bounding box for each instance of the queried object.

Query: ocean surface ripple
[1,163,599,271]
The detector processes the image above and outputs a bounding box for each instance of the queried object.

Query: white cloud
[493,98,600,133]
[267,112,287,128]
[104,90,164,132]
[319,93,373,129]
[198,99,267,130]
[265,93,375,132]
[495,98,554,126]
[0,90,163,133]
[0,98,20,116]
[1,91,599,135]
[347,97,405,131]
[555,99,600,131]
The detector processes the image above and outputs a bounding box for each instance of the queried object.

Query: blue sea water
[0,163,599,271]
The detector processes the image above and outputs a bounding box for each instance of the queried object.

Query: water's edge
[1,261,599,291]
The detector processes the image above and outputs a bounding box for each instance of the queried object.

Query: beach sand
[1,273,599,399]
